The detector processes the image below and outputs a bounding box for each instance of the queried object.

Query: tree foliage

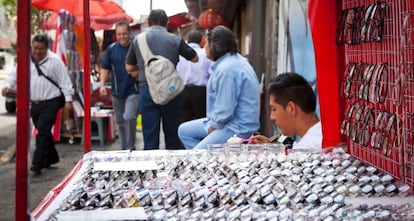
[0,0,16,18]
[1,0,52,34]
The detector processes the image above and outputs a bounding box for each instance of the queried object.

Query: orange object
[74,24,85,67]
[198,9,228,29]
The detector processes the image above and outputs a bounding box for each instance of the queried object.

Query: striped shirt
[5,50,73,102]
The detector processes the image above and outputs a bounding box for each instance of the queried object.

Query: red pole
[308,0,342,147]
[83,0,91,152]
[15,0,32,220]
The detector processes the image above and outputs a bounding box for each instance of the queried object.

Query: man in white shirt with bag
[1,34,73,174]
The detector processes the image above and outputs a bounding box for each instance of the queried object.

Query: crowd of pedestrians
[1,9,322,174]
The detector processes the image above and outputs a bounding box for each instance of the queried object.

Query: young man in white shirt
[250,72,322,150]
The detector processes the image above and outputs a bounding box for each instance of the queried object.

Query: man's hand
[248,135,270,144]
[208,126,215,134]
[1,87,9,97]
[63,102,73,111]
[191,55,199,63]
[128,71,139,77]
[99,86,107,97]
[1,87,15,97]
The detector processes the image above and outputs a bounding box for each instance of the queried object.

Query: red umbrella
[32,0,126,17]
[40,12,133,30]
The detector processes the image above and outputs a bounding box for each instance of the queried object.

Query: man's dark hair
[268,72,316,113]
[187,31,202,44]
[148,9,168,27]
[115,21,131,32]
[32,34,49,47]
[206,25,238,61]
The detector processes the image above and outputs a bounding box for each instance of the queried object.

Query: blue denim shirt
[206,52,260,137]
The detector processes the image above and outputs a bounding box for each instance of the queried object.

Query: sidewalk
[0,129,147,221]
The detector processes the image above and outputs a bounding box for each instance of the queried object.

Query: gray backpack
[138,33,184,105]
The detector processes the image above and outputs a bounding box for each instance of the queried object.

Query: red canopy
[40,12,133,30]
[32,0,126,17]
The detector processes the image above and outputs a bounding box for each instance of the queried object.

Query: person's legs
[193,127,235,149]
[191,86,207,119]
[161,95,183,149]
[30,99,60,172]
[123,94,139,150]
[140,85,161,150]
[112,96,127,149]
[180,87,192,123]
[178,118,208,149]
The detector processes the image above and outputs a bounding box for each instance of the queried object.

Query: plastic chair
[81,116,106,146]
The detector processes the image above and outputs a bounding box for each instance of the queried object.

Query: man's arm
[1,66,17,96]
[51,57,73,102]
[52,56,73,110]
[99,68,109,96]
[178,39,198,62]
[125,64,139,77]
[191,55,199,63]
[125,41,139,77]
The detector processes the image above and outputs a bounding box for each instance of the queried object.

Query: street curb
[0,124,16,151]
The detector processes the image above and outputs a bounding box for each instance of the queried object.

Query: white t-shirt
[293,121,322,150]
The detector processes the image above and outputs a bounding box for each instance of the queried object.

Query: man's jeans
[112,94,139,150]
[178,118,235,149]
[139,84,182,150]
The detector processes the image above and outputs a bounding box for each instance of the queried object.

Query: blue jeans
[178,118,235,149]
[139,84,183,150]
[112,94,139,150]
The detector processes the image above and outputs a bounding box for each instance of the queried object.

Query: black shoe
[30,165,42,174]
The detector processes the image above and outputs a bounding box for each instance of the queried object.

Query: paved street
[0,108,133,220]
[0,75,148,220]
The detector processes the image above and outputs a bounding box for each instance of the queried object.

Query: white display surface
[32,149,414,221]
[56,207,147,220]
[33,150,205,221]
[94,160,159,171]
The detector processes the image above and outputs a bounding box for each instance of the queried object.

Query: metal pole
[15,0,31,220]
[150,0,153,11]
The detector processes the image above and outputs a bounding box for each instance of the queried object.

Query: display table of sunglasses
[31,146,414,221]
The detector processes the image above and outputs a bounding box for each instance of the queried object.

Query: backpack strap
[137,32,153,61]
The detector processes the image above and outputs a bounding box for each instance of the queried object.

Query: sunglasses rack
[401,8,414,193]
[339,0,413,190]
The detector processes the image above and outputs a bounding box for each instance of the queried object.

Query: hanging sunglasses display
[337,2,387,45]
[342,62,389,104]
[340,0,414,188]
[400,9,414,189]
[341,103,400,157]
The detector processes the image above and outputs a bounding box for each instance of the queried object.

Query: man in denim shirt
[178,26,260,149]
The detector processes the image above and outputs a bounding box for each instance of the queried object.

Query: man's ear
[286,101,296,113]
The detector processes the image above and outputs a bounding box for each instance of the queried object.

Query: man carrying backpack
[125,9,198,150]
